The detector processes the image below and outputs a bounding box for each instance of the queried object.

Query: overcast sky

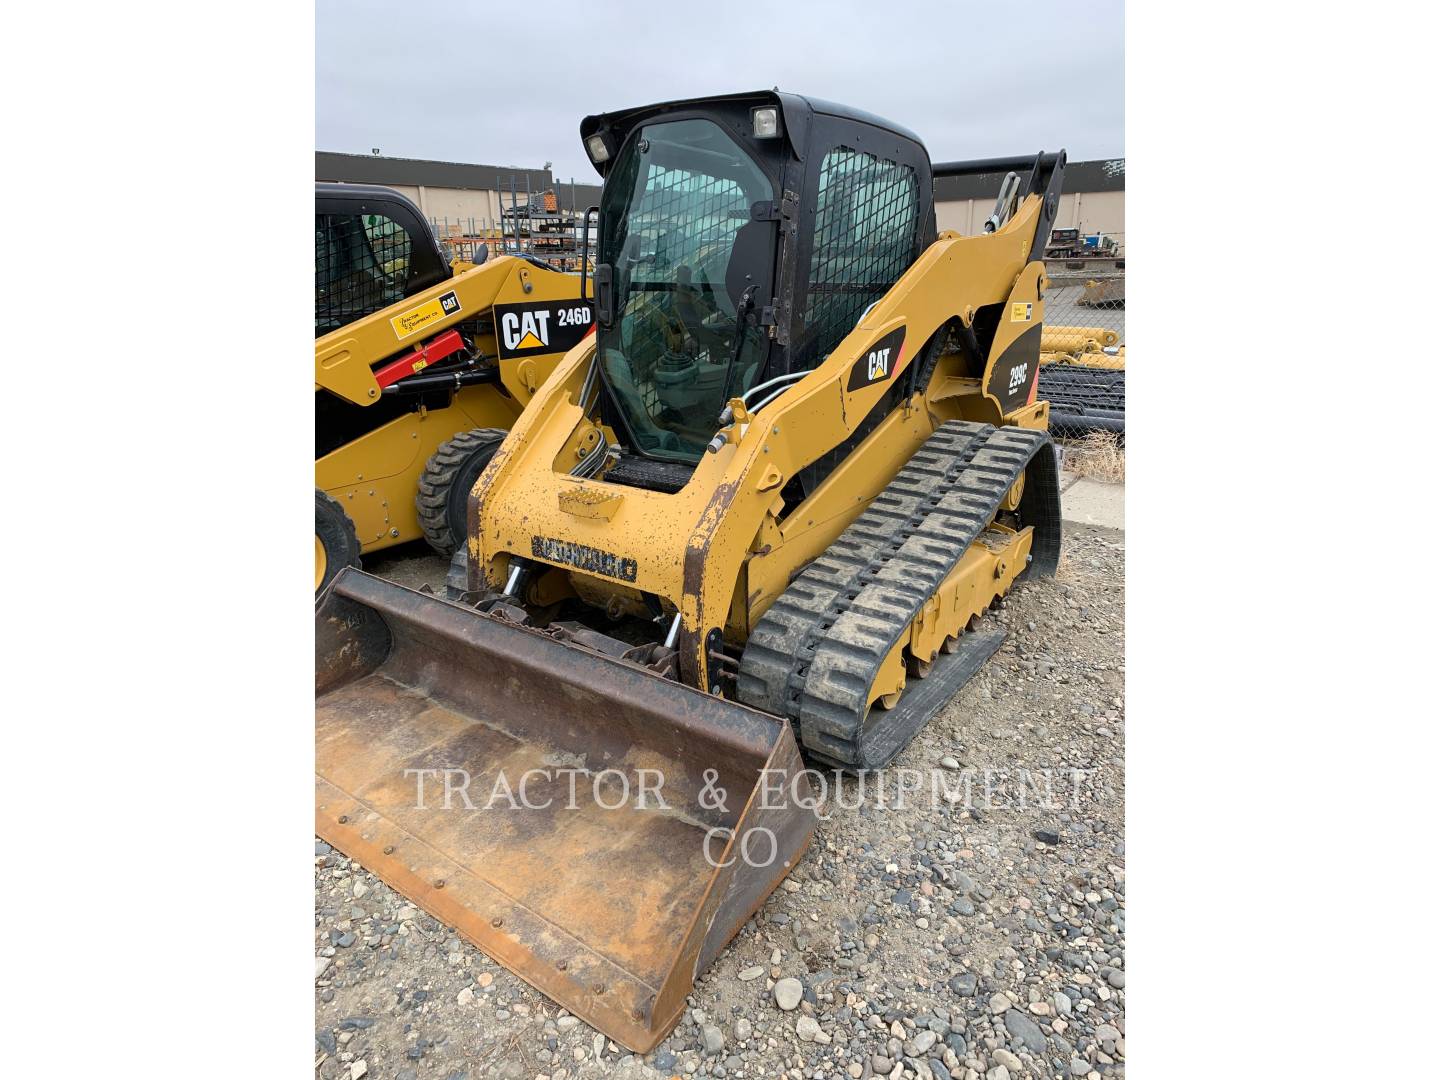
[317,0,1123,182]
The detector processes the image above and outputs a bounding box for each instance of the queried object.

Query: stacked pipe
[1040,364,1125,439]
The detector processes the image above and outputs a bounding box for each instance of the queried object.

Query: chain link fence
[428,178,598,273]
[430,210,596,272]
[1039,258,1125,444]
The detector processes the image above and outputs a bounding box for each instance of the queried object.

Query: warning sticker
[1010,302,1034,323]
[389,290,462,340]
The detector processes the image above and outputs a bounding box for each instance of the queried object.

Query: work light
[585,133,612,164]
[751,106,780,139]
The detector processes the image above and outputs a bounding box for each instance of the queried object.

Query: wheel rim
[315,535,327,592]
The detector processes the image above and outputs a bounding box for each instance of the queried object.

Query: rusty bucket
[1078,277,1125,309]
[316,568,816,1051]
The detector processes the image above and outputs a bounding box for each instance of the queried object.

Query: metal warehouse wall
[319,149,1122,246]
[316,151,602,230]
[936,190,1125,243]
[411,187,507,226]
[313,177,504,227]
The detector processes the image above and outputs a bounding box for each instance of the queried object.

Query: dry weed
[1062,429,1125,483]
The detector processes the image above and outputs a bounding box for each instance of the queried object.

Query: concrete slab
[1061,476,1125,531]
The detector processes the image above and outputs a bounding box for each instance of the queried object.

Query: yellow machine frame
[315,255,586,553]
[469,194,1052,700]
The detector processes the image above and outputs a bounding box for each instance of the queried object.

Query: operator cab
[314,183,452,337]
[582,91,937,465]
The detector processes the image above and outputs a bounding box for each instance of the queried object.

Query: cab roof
[580,90,927,177]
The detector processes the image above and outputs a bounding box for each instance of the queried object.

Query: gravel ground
[316,517,1125,1080]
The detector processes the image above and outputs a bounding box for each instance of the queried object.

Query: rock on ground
[772,977,803,1011]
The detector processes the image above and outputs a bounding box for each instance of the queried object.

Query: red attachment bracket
[374,329,466,390]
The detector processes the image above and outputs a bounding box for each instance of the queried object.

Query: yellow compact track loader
[316,91,1065,1051]
[314,183,591,594]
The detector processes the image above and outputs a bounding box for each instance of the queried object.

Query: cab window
[314,212,413,335]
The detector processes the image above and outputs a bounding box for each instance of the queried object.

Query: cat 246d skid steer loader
[316,91,1064,1052]
[314,182,591,594]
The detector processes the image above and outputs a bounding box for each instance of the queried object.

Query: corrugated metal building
[935,158,1125,244]
[316,151,1123,249]
[315,151,602,231]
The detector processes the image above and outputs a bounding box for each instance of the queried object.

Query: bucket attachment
[316,568,817,1052]
[1078,277,1125,309]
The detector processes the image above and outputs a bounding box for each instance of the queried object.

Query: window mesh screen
[315,213,412,336]
[796,148,918,367]
[617,166,749,409]
[626,166,749,283]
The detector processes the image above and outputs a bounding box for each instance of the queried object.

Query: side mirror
[473,242,489,265]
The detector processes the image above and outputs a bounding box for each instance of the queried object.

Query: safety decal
[389,290,462,340]
[1010,302,1034,322]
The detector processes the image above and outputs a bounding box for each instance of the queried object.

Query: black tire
[416,428,507,556]
[315,489,361,597]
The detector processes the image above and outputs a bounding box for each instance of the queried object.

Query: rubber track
[737,420,1053,769]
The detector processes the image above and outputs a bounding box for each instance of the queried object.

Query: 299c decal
[986,323,1044,411]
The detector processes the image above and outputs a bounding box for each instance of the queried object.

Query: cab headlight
[585,133,612,164]
[751,106,780,139]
